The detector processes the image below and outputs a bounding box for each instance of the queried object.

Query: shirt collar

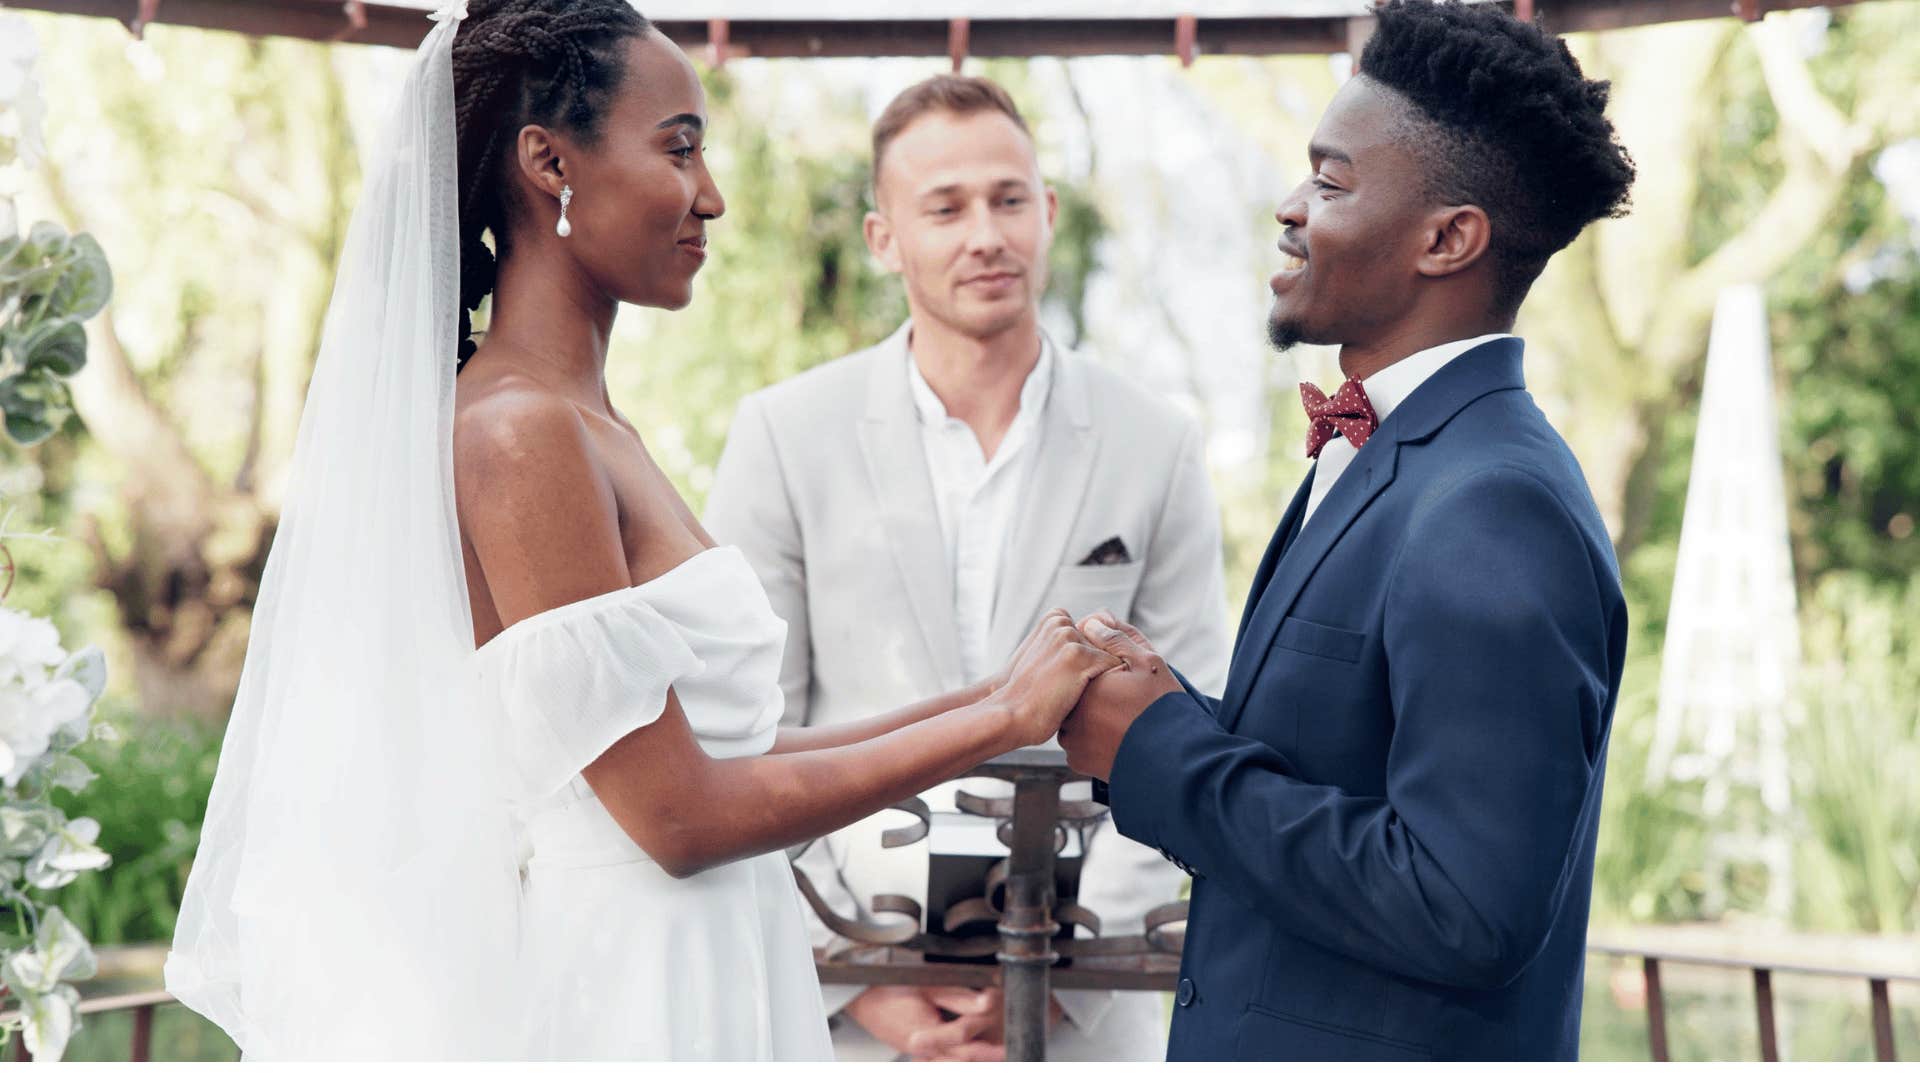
[907,332,1055,429]
[1359,332,1516,423]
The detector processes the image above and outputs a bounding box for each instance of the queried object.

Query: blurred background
[0,0,1915,1061]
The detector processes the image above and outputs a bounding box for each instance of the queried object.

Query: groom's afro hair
[1358,0,1635,314]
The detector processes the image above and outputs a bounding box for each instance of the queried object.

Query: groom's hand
[1059,613,1182,781]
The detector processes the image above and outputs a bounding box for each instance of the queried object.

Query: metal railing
[4,947,1913,1061]
[7,933,1912,1060]
[3,988,171,1062]
[1586,941,1914,1062]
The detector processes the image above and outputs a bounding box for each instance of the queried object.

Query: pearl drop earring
[556,185,573,238]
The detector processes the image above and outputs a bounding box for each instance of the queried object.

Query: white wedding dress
[168,8,834,1059]
[476,546,833,1060]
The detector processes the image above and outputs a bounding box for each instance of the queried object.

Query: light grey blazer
[705,322,1231,1060]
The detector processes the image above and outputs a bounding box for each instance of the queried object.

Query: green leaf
[2,410,57,446]
[20,319,85,377]
[0,371,70,447]
[48,233,111,323]
[25,221,68,257]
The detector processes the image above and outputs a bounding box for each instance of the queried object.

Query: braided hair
[451,0,653,365]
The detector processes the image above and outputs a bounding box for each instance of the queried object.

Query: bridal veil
[165,3,523,1058]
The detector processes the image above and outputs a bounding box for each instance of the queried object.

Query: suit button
[1176,978,1196,1007]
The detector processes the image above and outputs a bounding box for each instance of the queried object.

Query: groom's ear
[514,124,569,201]
[1414,204,1493,280]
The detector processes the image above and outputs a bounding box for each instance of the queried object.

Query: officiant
[706,73,1230,1062]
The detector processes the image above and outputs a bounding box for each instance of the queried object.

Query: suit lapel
[1232,466,1314,665]
[988,349,1097,662]
[857,324,965,689]
[1217,439,1400,729]
[1214,337,1529,730]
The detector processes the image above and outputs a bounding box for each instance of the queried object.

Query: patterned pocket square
[1078,536,1132,566]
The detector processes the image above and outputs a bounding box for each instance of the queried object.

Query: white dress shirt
[1301,333,1516,528]
[907,339,1056,685]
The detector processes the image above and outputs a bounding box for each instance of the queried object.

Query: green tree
[19,17,359,719]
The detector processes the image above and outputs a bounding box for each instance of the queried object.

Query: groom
[1059,0,1634,1061]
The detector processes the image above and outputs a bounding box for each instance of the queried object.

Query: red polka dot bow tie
[1299,378,1380,459]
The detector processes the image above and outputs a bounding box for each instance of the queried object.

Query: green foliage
[1582,5,1920,932]
[0,220,111,445]
[1787,573,1920,933]
[1778,260,1920,586]
[1592,619,1712,926]
[46,713,220,946]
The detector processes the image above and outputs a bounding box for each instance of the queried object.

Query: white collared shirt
[907,337,1056,685]
[1301,333,1516,528]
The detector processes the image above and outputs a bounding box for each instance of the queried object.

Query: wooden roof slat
[2,0,1894,53]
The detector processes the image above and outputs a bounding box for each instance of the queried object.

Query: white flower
[0,15,40,103]
[25,817,108,890]
[1,909,92,1062]
[16,984,79,1061]
[11,74,45,169]
[0,684,55,786]
[34,678,92,744]
[0,14,44,171]
[0,607,68,689]
[0,803,52,856]
[0,907,95,994]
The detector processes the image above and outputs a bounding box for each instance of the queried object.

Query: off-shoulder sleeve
[476,589,706,802]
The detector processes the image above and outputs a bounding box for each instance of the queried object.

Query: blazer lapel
[1231,465,1314,667]
[988,349,1098,662]
[857,324,966,689]
[1217,439,1400,729]
[1215,337,1529,730]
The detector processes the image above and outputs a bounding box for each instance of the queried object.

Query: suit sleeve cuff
[1107,689,1205,849]
[1170,666,1219,714]
[1052,988,1117,1035]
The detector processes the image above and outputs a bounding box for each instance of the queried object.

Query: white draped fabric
[164,7,527,1059]
[481,547,831,1060]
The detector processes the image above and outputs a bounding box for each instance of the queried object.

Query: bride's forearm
[767,679,996,754]
[664,697,1019,876]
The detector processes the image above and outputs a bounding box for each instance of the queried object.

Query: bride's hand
[987,609,1122,747]
[983,609,1053,698]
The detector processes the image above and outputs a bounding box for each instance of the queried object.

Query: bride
[164,0,1117,1060]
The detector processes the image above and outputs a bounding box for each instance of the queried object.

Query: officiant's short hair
[871,75,1032,193]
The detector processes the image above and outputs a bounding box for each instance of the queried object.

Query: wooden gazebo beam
[3,0,1889,53]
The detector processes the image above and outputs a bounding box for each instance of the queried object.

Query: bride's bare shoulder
[453,369,598,499]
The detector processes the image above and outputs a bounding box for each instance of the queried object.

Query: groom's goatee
[1267,315,1307,352]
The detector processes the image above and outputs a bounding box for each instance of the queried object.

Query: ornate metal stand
[791,748,1187,1061]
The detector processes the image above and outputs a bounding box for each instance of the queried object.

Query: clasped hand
[988,609,1182,780]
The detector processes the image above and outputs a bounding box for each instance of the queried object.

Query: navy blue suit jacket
[1107,339,1626,1060]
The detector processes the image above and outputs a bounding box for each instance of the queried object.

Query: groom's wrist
[1105,691,1196,843]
